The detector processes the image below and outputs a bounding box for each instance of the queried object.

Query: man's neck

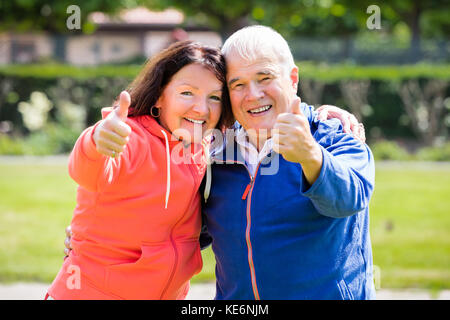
[247,132,269,152]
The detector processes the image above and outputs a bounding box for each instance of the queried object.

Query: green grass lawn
[0,159,449,290]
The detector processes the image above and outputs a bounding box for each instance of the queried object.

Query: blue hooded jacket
[201,103,376,300]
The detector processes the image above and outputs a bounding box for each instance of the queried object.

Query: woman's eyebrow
[178,82,198,89]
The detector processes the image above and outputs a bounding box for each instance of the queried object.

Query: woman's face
[156,63,223,144]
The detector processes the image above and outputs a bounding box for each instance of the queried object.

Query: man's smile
[247,104,272,115]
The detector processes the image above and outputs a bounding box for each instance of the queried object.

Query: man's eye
[260,77,271,82]
[181,91,193,96]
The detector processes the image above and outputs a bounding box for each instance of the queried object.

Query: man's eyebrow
[257,70,276,76]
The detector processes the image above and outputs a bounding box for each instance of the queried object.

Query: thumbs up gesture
[93,91,132,158]
[272,96,323,184]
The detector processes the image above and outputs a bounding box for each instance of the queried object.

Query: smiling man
[201,25,376,300]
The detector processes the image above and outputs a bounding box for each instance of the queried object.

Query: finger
[272,134,281,154]
[111,120,132,138]
[115,91,131,120]
[96,139,125,155]
[273,122,296,134]
[99,127,129,147]
[276,112,307,126]
[348,114,359,134]
[290,96,302,115]
[97,145,121,158]
[64,248,71,257]
[358,123,366,143]
[65,225,72,237]
[65,237,71,249]
[317,109,328,121]
[339,113,351,133]
[317,105,336,121]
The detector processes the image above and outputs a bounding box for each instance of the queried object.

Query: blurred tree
[0,0,125,33]
[139,0,256,38]
[141,0,448,53]
[335,0,450,61]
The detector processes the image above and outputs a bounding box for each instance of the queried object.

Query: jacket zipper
[244,163,262,300]
[211,157,262,300]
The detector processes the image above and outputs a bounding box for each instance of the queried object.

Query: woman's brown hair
[123,40,234,129]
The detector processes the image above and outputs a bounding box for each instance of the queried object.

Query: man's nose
[245,82,264,101]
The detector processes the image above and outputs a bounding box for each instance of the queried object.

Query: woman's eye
[181,91,193,96]
[210,95,221,101]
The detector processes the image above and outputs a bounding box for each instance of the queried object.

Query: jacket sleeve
[300,117,375,218]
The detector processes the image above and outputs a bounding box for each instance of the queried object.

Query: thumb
[116,91,131,120]
[290,96,302,115]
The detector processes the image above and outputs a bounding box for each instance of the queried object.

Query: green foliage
[0,0,127,33]
[416,143,450,161]
[0,64,140,79]
[370,140,411,161]
[297,62,450,82]
[0,62,448,151]
[370,141,450,162]
[0,125,81,155]
[0,134,25,155]
[1,62,449,81]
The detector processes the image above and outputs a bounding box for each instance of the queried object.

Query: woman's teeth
[185,117,205,124]
[248,105,272,114]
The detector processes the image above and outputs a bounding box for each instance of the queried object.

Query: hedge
[0,62,448,154]
[1,62,450,81]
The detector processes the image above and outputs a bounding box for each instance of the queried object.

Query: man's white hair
[221,25,296,75]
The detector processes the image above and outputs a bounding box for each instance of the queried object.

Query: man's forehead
[226,55,281,79]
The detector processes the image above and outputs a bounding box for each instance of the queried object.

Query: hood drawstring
[204,161,212,203]
[203,139,212,203]
[161,130,171,209]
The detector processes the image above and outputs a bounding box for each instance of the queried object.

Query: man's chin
[243,123,274,138]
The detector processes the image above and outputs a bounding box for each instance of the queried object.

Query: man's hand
[273,97,323,185]
[93,91,132,158]
[316,104,366,143]
[64,225,73,258]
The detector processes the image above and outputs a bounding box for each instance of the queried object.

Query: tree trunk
[408,4,422,63]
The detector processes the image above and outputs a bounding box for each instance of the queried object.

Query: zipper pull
[242,178,253,200]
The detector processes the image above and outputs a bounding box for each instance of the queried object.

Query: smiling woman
[44,40,233,300]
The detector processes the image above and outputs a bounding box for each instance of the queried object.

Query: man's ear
[289,66,299,93]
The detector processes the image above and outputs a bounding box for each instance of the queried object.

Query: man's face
[226,51,298,137]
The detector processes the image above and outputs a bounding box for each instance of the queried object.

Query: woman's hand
[64,225,73,258]
[316,105,366,143]
[92,91,132,158]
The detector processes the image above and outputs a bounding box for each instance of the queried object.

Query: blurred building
[0,7,222,65]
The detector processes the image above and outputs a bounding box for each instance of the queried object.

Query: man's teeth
[185,117,205,124]
[249,105,271,114]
